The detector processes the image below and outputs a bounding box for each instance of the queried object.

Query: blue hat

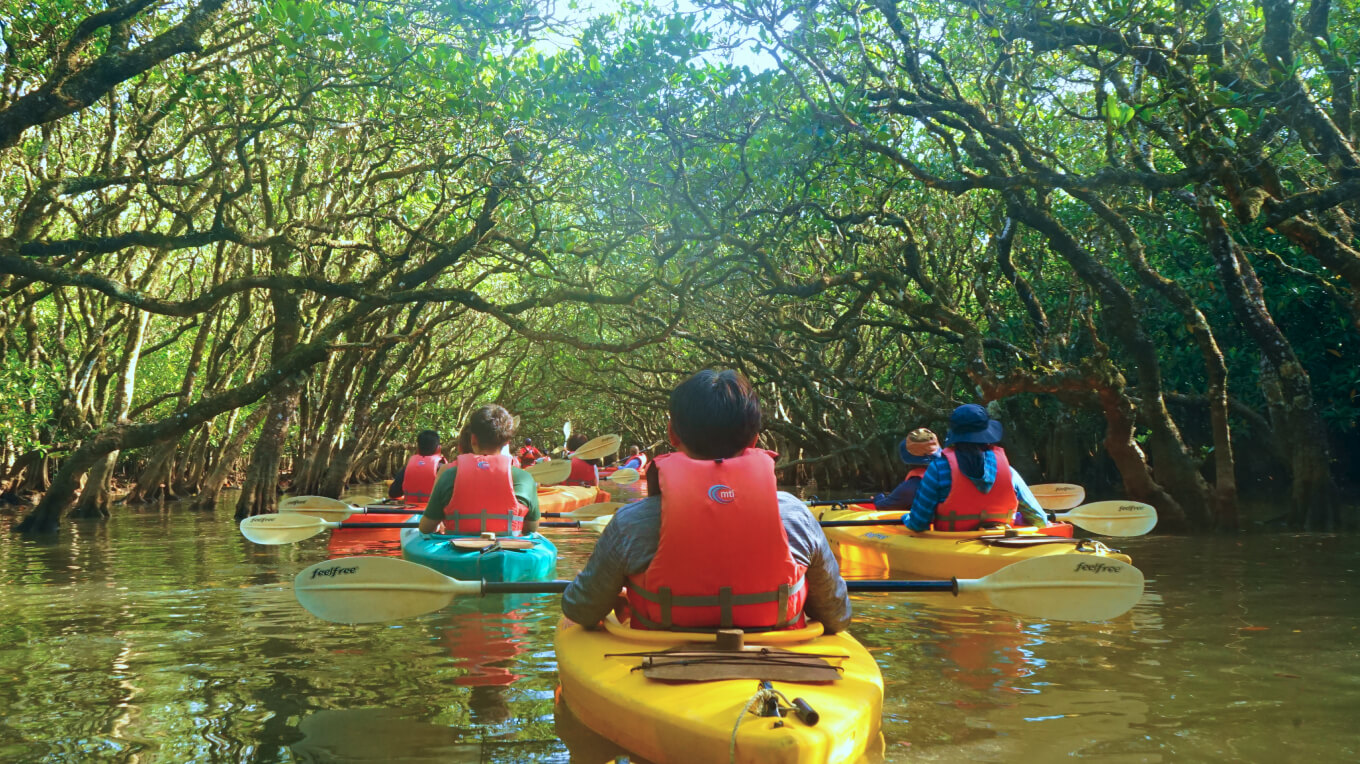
[944,404,1003,445]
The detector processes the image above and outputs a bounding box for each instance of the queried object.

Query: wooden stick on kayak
[525,459,573,485]
[240,513,612,545]
[1029,483,1086,510]
[544,501,627,519]
[293,554,1145,624]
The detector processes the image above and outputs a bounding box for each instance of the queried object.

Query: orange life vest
[904,465,927,482]
[626,449,807,631]
[934,446,1016,532]
[402,453,442,505]
[445,453,526,534]
[565,458,598,487]
[623,453,647,470]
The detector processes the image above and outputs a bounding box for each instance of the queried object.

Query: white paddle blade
[580,515,613,533]
[279,500,358,522]
[571,434,621,461]
[294,556,478,624]
[526,459,573,485]
[607,468,640,485]
[1030,483,1086,510]
[279,495,352,511]
[558,501,627,518]
[344,495,379,506]
[960,554,1145,621]
[1057,500,1158,537]
[240,513,331,544]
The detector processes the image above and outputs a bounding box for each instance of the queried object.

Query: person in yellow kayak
[872,427,940,509]
[563,369,851,633]
[904,404,1048,532]
[419,405,540,535]
[387,430,443,504]
[563,433,601,487]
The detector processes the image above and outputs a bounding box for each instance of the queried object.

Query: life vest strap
[628,578,805,631]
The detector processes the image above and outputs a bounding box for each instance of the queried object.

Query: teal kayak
[398,515,557,582]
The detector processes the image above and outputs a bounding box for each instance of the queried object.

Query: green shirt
[420,463,540,525]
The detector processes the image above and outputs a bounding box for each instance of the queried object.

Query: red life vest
[623,453,647,470]
[904,465,927,482]
[516,446,542,468]
[444,453,526,534]
[402,453,442,505]
[565,458,598,487]
[626,449,807,631]
[934,447,1017,532]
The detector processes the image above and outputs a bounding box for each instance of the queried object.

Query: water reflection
[291,709,481,763]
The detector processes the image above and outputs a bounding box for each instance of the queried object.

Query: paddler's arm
[388,466,406,499]
[783,495,852,634]
[873,476,919,510]
[1009,469,1050,527]
[903,457,950,532]
[418,467,457,534]
[511,466,540,533]
[562,498,656,628]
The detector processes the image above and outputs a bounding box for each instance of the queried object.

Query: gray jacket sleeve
[778,493,853,633]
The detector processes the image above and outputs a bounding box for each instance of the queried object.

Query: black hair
[465,404,516,450]
[416,430,440,456]
[458,428,473,454]
[669,369,761,459]
[567,433,588,451]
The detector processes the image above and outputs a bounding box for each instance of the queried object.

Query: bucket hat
[943,403,1003,445]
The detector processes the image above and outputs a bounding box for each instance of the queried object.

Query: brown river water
[1,485,1357,762]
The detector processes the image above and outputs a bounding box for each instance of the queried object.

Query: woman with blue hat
[872,428,941,509]
[903,404,1049,532]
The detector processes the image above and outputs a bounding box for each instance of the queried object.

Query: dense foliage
[1,0,1357,532]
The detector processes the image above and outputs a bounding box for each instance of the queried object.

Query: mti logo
[708,485,736,504]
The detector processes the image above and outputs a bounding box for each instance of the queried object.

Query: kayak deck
[400,515,557,582]
[538,484,610,515]
[819,505,1131,580]
[556,615,883,764]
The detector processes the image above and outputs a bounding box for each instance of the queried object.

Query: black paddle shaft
[478,579,958,595]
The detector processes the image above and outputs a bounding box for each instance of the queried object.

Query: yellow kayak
[818,506,1132,580]
[555,615,883,764]
[537,484,609,515]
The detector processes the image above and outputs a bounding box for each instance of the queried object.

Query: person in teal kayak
[562,369,851,633]
[419,405,541,535]
[903,404,1048,532]
[872,428,940,509]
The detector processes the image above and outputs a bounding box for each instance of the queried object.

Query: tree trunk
[190,405,268,512]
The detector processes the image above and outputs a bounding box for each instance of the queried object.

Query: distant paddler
[904,404,1049,532]
[620,445,647,471]
[387,429,444,505]
[871,427,941,510]
[514,437,544,469]
[420,405,541,536]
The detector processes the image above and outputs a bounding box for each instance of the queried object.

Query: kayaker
[515,438,543,468]
[872,427,940,509]
[620,445,647,471]
[903,404,1049,532]
[387,430,443,503]
[419,405,541,535]
[563,433,601,487]
[562,369,852,633]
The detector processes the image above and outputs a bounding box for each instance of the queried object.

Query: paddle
[279,495,414,522]
[525,459,573,485]
[806,497,874,507]
[294,553,1145,624]
[1029,483,1086,511]
[816,500,1157,537]
[604,467,639,486]
[570,434,621,461]
[562,421,572,456]
[241,513,612,545]
[543,501,627,519]
[1050,500,1157,537]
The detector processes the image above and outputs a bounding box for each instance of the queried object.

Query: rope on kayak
[730,682,782,763]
